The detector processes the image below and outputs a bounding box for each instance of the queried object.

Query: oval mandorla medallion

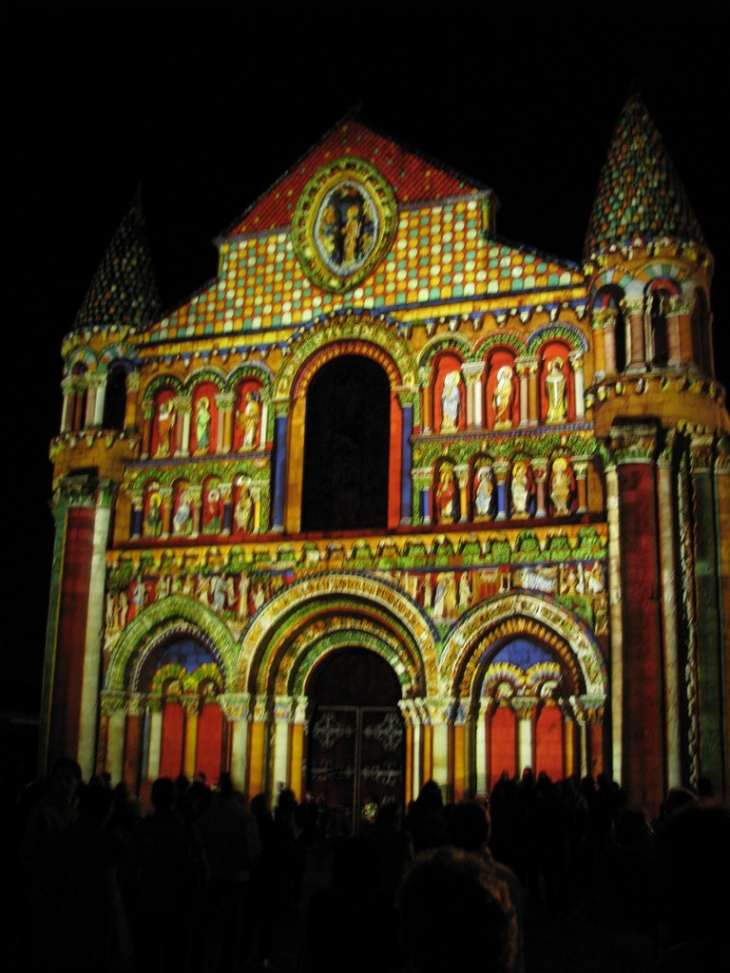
[291,157,398,293]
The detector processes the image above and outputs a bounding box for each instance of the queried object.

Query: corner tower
[584,95,729,808]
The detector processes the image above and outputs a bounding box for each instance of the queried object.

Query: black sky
[6,0,727,710]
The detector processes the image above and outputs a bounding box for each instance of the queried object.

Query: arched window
[649,287,671,366]
[691,289,713,376]
[301,355,390,531]
[102,363,130,431]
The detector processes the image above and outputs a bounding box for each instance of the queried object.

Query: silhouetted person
[397,847,518,973]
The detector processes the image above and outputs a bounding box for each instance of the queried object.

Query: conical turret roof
[584,94,704,258]
[74,189,162,330]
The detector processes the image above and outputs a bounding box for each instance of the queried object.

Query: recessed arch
[241,572,439,698]
[105,594,238,693]
[441,592,607,699]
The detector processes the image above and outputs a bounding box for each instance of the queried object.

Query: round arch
[241,573,439,698]
[440,592,607,700]
[105,594,239,693]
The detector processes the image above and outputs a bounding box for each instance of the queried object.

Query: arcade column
[40,475,117,778]
[608,421,666,813]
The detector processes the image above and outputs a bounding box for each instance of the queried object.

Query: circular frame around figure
[291,157,397,292]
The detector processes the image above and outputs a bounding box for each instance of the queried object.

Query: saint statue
[234,483,254,533]
[155,398,176,458]
[173,491,193,535]
[549,458,573,516]
[440,371,461,433]
[202,487,221,533]
[473,465,495,521]
[239,392,261,451]
[492,365,514,428]
[144,491,162,537]
[194,396,211,454]
[545,357,567,423]
[435,467,458,524]
[511,461,532,518]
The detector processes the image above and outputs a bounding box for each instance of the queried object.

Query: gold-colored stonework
[291,157,397,292]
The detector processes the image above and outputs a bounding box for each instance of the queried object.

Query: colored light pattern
[148,204,583,342]
[584,94,705,256]
[227,119,482,235]
[74,190,162,330]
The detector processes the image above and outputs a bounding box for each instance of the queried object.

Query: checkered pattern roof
[226,118,487,237]
[584,94,704,256]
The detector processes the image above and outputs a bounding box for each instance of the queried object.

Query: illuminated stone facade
[43,97,729,815]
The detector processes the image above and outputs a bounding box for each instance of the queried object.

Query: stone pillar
[413,468,431,526]
[456,465,469,523]
[690,435,726,795]
[61,376,76,432]
[289,696,308,801]
[462,363,484,429]
[569,352,585,419]
[129,490,144,540]
[124,694,146,792]
[419,367,432,434]
[248,694,269,798]
[533,459,548,518]
[657,435,682,789]
[399,700,419,803]
[188,485,203,539]
[159,487,173,539]
[146,699,164,783]
[512,698,537,776]
[216,391,235,454]
[452,700,470,801]
[272,696,294,793]
[622,295,646,370]
[475,697,491,797]
[423,698,452,793]
[124,371,140,430]
[182,695,200,780]
[272,406,288,532]
[219,693,251,791]
[667,295,693,365]
[88,372,106,427]
[574,458,589,514]
[73,377,87,431]
[591,307,614,378]
[494,460,509,520]
[141,401,155,458]
[605,464,623,786]
[397,388,416,525]
[176,395,192,457]
[610,422,666,813]
[515,361,530,427]
[101,692,127,785]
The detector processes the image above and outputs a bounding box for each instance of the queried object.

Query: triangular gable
[226,118,487,237]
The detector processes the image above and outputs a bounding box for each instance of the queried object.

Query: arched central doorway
[301,355,390,531]
[306,648,404,834]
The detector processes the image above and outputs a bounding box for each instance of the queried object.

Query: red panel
[196,704,223,785]
[618,462,664,811]
[535,704,563,782]
[160,703,184,780]
[490,705,516,781]
[49,506,95,766]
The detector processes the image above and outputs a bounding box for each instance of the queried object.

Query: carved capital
[218,692,251,722]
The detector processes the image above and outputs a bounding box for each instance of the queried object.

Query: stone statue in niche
[473,465,496,521]
[511,461,533,518]
[202,487,221,533]
[549,458,573,516]
[173,490,193,535]
[440,371,461,433]
[155,398,176,457]
[493,365,514,428]
[435,467,458,524]
[545,357,567,423]
[234,482,254,532]
[239,392,261,451]
[144,491,162,537]
[194,396,211,454]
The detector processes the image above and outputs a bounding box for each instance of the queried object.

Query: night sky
[6,1,727,712]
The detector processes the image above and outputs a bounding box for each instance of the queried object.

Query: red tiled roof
[226,118,486,236]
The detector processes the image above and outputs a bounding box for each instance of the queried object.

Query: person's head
[447,800,491,852]
[151,777,176,813]
[397,847,516,973]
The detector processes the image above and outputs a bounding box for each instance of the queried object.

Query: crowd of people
[6,759,727,973]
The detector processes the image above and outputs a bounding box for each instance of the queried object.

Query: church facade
[43,97,729,817]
